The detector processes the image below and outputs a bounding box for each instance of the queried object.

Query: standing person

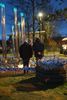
[19,41,33,74]
[33,38,44,62]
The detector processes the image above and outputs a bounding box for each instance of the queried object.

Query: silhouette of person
[33,38,44,61]
[19,41,33,74]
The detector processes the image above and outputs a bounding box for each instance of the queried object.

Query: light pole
[20,12,25,44]
[14,8,19,59]
[38,12,43,39]
[12,25,15,55]
[18,22,21,46]
[0,3,7,61]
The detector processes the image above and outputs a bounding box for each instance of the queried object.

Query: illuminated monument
[0,3,25,64]
[0,3,7,62]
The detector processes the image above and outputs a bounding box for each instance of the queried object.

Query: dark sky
[47,0,67,36]
[0,0,67,40]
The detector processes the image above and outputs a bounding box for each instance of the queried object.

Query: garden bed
[36,58,67,83]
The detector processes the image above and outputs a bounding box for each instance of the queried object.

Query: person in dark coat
[33,38,44,61]
[19,41,33,73]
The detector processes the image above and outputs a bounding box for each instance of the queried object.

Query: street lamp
[38,12,43,39]
[38,12,43,21]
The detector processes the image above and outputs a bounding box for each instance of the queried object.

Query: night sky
[0,0,67,40]
[50,0,67,36]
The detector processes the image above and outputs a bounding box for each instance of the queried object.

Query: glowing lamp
[14,8,17,12]
[20,12,24,17]
[0,3,5,8]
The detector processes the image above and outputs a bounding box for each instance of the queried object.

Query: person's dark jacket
[19,42,33,60]
[33,40,44,59]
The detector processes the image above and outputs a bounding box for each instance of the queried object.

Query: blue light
[20,12,24,17]
[12,25,14,30]
[0,3,5,8]
[14,8,17,12]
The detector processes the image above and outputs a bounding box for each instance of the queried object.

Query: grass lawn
[0,73,67,100]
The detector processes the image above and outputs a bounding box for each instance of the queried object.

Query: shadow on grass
[14,77,64,92]
[0,95,12,100]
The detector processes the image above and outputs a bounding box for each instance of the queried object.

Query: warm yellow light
[62,45,67,50]
[62,37,67,41]
[38,12,43,18]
